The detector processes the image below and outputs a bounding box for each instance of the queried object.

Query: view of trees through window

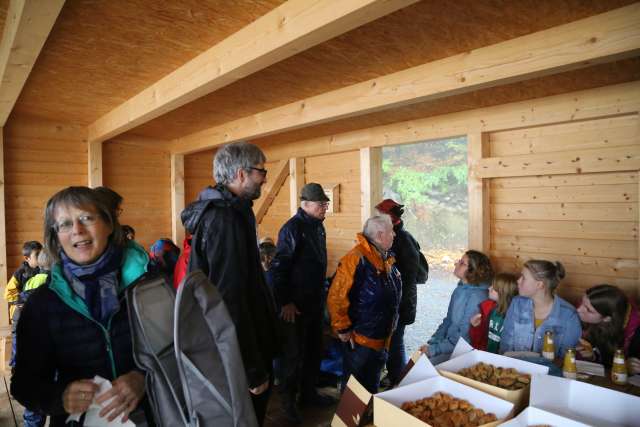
[382,136,468,352]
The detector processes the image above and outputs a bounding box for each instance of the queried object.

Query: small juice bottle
[611,349,628,385]
[542,330,555,360]
[562,348,577,379]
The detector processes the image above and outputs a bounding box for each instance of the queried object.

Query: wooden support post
[360,147,382,227]
[468,132,490,253]
[171,154,185,246]
[0,128,7,328]
[88,140,102,188]
[289,158,304,217]
[255,160,290,223]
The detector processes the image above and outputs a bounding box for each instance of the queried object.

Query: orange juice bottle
[611,349,628,385]
[562,348,577,379]
[542,330,555,360]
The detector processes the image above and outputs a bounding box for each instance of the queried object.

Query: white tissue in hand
[65,376,135,427]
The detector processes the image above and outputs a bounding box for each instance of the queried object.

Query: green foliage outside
[382,137,468,251]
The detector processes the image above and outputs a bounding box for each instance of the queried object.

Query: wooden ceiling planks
[10,0,286,124]
[251,58,640,150]
[129,0,636,140]
[5,0,638,141]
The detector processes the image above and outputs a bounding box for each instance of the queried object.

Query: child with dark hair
[469,272,519,352]
[259,239,277,287]
[420,250,494,363]
[576,284,639,366]
[4,241,45,427]
[4,241,42,341]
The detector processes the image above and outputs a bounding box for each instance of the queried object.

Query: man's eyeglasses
[247,167,268,177]
[54,214,98,234]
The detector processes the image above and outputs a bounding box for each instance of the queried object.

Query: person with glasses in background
[11,186,155,426]
[182,141,279,426]
[270,183,334,424]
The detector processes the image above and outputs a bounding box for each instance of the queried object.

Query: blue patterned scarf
[61,244,123,326]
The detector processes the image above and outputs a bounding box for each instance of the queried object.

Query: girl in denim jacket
[500,260,581,359]
[420,250,494,364]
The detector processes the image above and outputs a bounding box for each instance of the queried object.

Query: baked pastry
[401,392,499,426]
[457,362,531,390]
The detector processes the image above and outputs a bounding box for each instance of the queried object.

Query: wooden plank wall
[3,116,87,277]
[184,149,215,205]
[488,115,639,303]
[103,142,172,251]
[304,151,361,274]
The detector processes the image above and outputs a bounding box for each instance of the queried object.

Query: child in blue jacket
[420,250,494,364]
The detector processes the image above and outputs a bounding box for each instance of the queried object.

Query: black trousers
[280,309,323,401]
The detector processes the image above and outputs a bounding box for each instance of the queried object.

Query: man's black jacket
[182,185,279,388]
[270,208,327,314]
[392,221,421,325]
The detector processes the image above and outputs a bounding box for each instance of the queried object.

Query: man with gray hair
[270,183,333,424]
[327,215,402,393]
[182,141,279,426]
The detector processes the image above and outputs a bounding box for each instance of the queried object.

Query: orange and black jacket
[327,233,402,351]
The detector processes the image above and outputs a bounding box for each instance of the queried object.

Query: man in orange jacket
[327,214,402,393]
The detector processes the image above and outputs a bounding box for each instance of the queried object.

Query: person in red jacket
[469,273,518,352]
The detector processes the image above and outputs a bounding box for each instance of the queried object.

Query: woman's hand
[419,344,430,356]
[576,338,594,360]
[629,357,640,375]
[96,371,145,422]
[470,313,481,327]
[63,379,100,414]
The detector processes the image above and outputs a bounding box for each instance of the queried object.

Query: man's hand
[249,380,269,395]
[629,357,640,375]
[96,371,145,423]
[281,303,301,323]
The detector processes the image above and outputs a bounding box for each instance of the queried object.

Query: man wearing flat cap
[271,183,333,423]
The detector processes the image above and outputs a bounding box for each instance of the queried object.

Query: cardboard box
[435,339,549,411]
[498,407,592,426]
[373,355,514,427]
[529,374,640,427]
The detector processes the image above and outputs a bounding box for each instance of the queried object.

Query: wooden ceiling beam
[0,0,65,126]
[87,0,419,144]
[172,3,640,155]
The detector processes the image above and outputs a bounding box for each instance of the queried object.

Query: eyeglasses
[247,167,268,177]
[317,202,330,208]
[54,214,98,234]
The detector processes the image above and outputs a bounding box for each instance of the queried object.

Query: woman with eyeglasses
[419,250,494,364]
[11,186,153,426]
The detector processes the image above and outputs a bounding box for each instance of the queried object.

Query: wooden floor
[264,384,339,427]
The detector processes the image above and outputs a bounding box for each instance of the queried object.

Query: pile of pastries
[456,362,531,390]
[400,392,498,426]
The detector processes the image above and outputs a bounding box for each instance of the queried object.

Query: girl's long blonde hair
[493,272,519,315]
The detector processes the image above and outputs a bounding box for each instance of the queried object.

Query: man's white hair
[363,214,392,241]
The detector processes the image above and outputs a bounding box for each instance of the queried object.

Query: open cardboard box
[373,355,515,427]
[435,338,549,412]
[528,374,640,427]
[498,406,591,426]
